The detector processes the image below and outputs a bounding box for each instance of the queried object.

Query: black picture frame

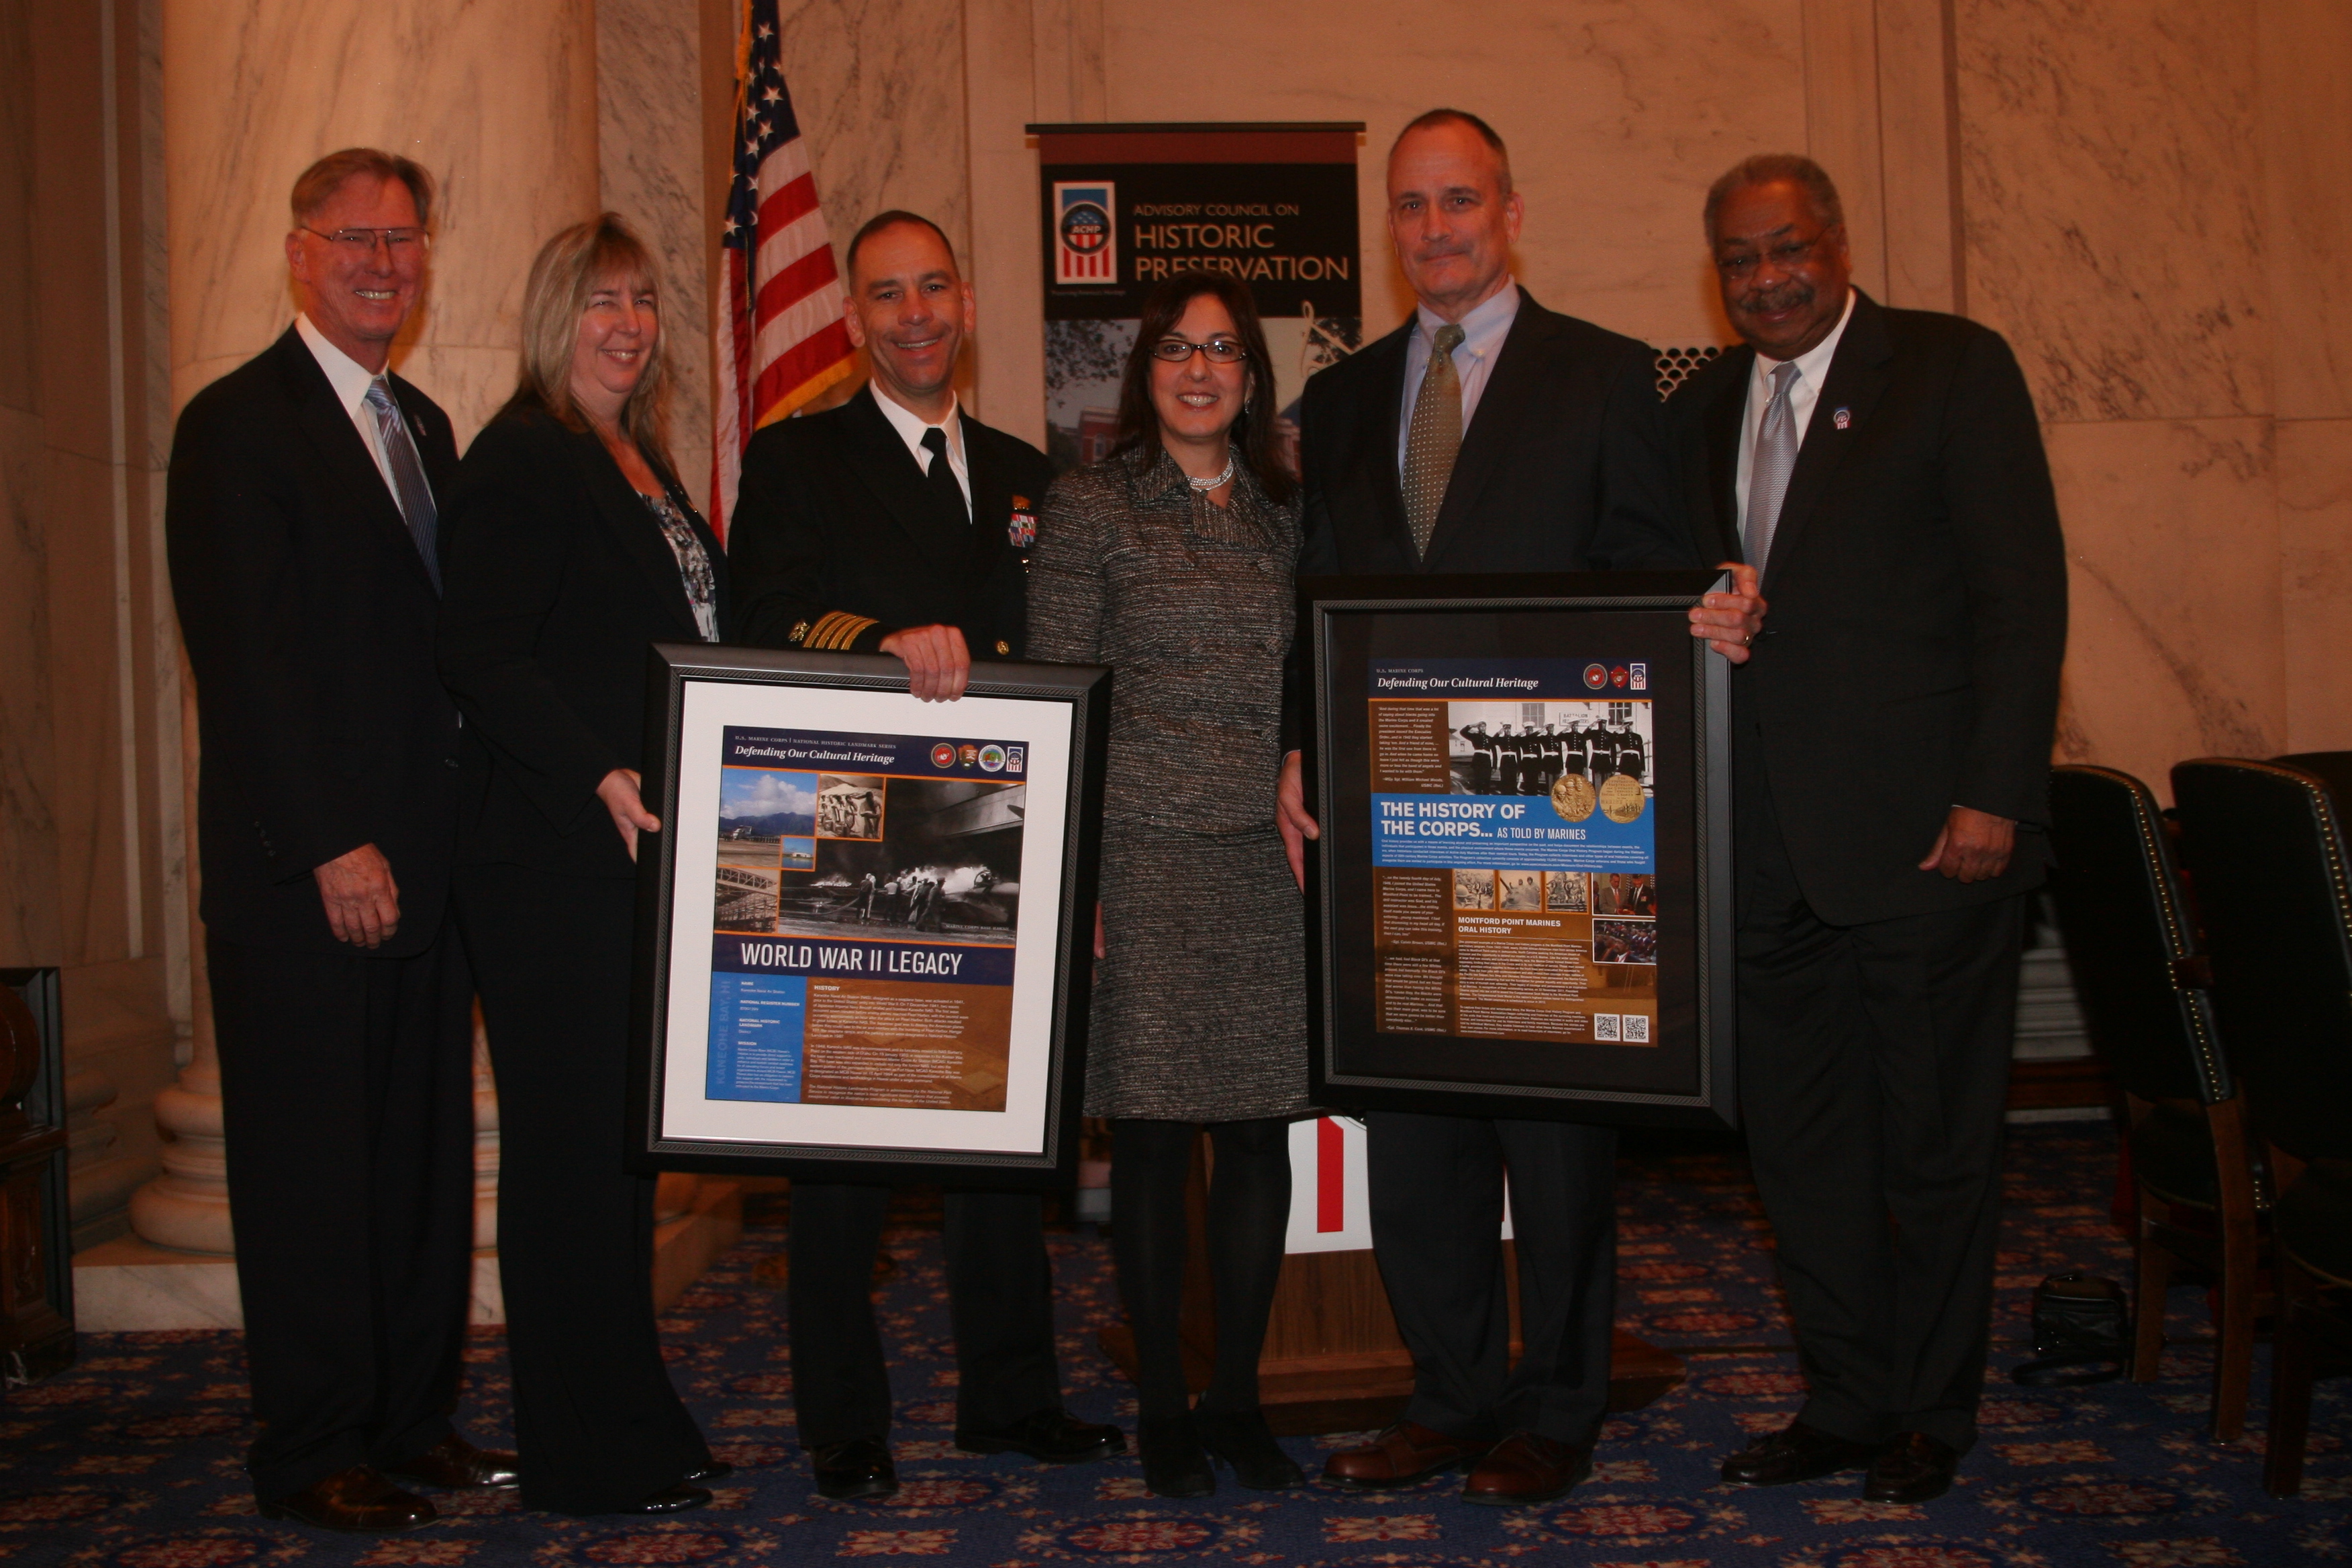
[1299,571,1737,1130]
[628,644,1111,1185]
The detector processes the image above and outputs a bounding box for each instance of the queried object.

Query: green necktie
[1402,322,1466,558]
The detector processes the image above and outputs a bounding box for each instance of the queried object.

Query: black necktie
[920,426,967,526]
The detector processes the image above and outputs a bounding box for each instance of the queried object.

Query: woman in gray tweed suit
[1028,273,1310,1499]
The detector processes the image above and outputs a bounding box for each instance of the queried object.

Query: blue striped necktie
[364,380,442,593]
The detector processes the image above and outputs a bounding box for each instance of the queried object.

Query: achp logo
[1054,182,1117,285]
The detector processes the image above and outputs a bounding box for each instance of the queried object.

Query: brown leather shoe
[383,1433,521,1490]
[1719,1419,1877,1487]
[258,1465,436,1532]
[1322,1422,1490,1491]
[1461,1430,1591,1506]
[1864,1431,1959,1503]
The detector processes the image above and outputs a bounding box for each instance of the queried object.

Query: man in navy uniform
[728,210,1121,1501]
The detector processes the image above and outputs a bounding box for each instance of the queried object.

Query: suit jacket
[165,326,462,956]
[1296,287,1687,579]
[1669,290,2067,926]
[1283,289,1693,745]
[437,403,729,880]
[729,384,1050,658]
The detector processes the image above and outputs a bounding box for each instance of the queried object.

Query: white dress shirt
[871,383,972,519]
[1396,280,1521,477]
[1734,287,1857,532]
[295,313,428,515]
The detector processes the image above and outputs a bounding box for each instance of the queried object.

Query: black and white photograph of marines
[722,776,1027,942]
[1498,869,1542,910]
[1446,697,1651,799]
[1451,867,1498,912]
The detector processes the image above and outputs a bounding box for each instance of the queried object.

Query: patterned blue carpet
[8,1123,2345,1567]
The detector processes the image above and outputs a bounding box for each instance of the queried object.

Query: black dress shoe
[1865,1431,1959,1502]
[611,1483,713,1515]
[811,1436,899,1501]
[1136,1414,1214,1499]
[383,1434,521,1490]
[685,1461,735,1484]
[1720,1420,1878,1487]
[258,1465,436,1532]
[956,1408,1126,1465]
[1191,1406,1303,1491]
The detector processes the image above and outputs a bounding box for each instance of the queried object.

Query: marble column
[131,0,603,1255]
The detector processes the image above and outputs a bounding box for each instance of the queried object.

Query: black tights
[1110,1116,1293,1420]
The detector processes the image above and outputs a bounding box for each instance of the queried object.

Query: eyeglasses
[1714,229,1832,279]
[299,225,430,256]
[1148,336,1248,364]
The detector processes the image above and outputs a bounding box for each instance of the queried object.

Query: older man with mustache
[1666,154,2066,1505]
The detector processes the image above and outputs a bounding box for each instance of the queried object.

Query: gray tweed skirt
[1083,820,1312,1121]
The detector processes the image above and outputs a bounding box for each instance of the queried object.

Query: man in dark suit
[164,149,516,1532]
[728,211,1120,1500]
[1670,155,2066,1504]
[1274,109,1764,1507]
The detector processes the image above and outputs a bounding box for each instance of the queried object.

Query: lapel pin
[1832,407,1852,430]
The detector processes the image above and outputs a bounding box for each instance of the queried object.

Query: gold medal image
[1551,773,1596,822]
[1599,773,1647,824]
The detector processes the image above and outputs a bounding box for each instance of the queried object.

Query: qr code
[1593,1013,1622,1042]
[1624,1012,1651,1043]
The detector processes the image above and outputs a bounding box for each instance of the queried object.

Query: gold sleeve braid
[793,610,879,650]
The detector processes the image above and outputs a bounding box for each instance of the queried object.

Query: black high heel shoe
[1136,1414,1215,1498]
[1191,1405,1304,1491]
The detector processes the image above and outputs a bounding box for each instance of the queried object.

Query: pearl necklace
[1188,454,1237,493]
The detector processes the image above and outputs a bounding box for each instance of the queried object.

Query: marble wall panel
[776,0,971,269]
[1953,0,2269,425]
[2278,418,2352,754]
[600,0,714,503]
[0,402,62,968]
[2045,417,2285,797]
[961,0,1044,438]
[36,446,133,964]
[2256,0,2352,423]
[1100,0,1805,348]
[162,0,600,444]
[0,0,31,417]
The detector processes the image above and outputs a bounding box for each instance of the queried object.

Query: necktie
[363,381,441,593]
[1744,361,1800,576]
[920,426,967,526]
[1402,322,1466,559]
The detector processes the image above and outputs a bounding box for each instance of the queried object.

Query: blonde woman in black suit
[438,214,724,1517]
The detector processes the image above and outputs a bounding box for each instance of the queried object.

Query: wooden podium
[1098,1134,1683,1435]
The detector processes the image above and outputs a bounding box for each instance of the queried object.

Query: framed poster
[629,645,1110,1184]
[1299,572,1737,1130]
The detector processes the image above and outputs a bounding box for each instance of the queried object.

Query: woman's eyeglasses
[1148,337,1248,364]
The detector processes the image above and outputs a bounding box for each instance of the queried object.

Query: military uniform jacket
[729,383,1051,658]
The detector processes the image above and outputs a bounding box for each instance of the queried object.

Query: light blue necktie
[364,380,441,593]
[1745,361,1800,575]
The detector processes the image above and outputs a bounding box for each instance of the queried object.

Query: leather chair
[2169,757,2352,1496]
[2047,766,2261,1437]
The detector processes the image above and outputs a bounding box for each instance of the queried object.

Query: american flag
[712,0,856,536]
